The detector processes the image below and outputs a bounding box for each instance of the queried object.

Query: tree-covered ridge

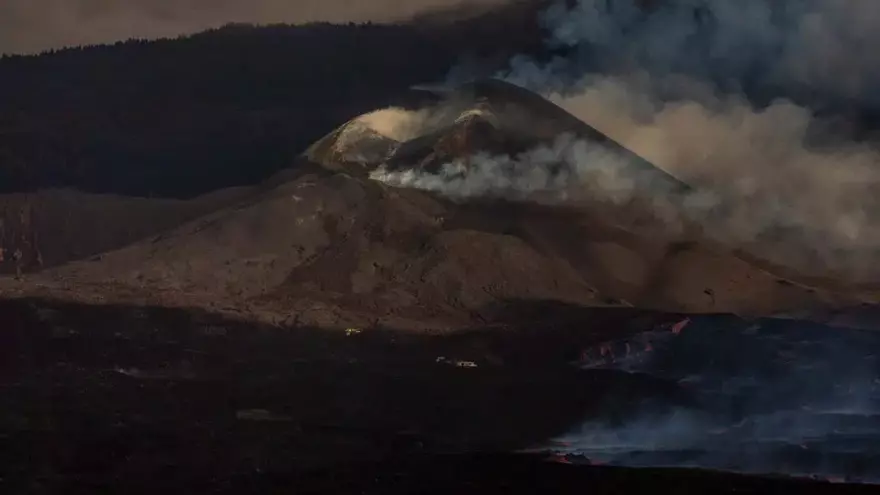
[0,6,547,198]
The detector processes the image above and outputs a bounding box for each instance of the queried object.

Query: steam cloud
[373,0,880,281]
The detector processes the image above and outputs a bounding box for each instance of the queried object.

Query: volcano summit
[310,78,692,200]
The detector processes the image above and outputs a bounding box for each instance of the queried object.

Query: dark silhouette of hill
[0,1,549,198]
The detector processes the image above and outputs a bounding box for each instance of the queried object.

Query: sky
[0,0,507,55]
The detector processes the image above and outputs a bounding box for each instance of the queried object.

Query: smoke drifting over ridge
[507,0,880,106]
[375,0,880,281]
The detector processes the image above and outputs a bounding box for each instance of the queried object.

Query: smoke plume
[551,75,880,278]
[375,0,880,281]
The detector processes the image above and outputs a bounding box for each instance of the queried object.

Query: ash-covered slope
[10,166,600,328]
[1,173,849,330]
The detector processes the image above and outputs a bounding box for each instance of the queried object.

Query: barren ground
[2,298,871,493]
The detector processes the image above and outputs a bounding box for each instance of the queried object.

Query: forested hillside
[0,2,547,197]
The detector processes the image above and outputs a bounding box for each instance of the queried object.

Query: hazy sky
[0,0,506,55]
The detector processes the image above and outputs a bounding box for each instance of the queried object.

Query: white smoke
[372,133,661,201]
[516,0,880,106]
[370,130,711,232]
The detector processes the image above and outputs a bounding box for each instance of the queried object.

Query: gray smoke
[373,132,673,202]
[549,75,880,279]
[547,317,880,483]
[374,0,880,281]
[508,0,880,107]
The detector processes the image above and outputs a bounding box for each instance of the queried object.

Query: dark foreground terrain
[253,454,878,495]
[0,298,876,493]
[30,452,869,494]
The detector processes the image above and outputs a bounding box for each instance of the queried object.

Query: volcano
[308,78,692,198]
[6,10,880,492]
[0,79,869,331]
